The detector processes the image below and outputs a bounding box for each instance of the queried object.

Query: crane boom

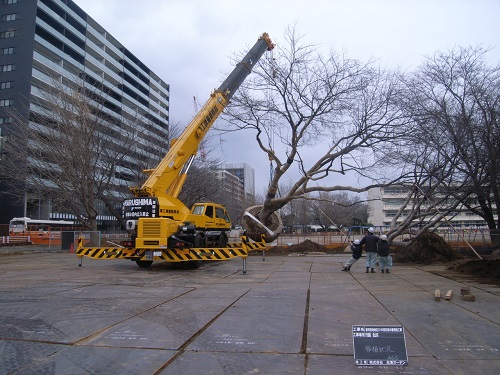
[131,32,274,199]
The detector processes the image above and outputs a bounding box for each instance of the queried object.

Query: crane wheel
[188,234,204,269]
[241,205,283,242]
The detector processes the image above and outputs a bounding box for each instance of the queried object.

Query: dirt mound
[287,239,329,253]
[266,239,334,255]
[449,259,500,283]
[392,231,462,264]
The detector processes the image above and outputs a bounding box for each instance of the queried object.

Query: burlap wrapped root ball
[241,205,283,242]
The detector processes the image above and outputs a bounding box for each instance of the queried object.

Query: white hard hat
[353,240,361,245]
[380,235,387,241]
[368,227,374,233]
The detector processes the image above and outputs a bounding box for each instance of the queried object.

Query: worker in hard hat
[360,227,379,273]
[377,234,391,273]
[342,239,363,272]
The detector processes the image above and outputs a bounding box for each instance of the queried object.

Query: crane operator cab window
[192,205,204,215]
[204,205,214,218]
[216,207,230,223]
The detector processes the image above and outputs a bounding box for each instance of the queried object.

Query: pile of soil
[392,231,500,284]
[448,258,500,283]
[391,231,462,265]
[265,239,343,255]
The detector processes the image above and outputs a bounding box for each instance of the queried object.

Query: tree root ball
[392,231,462,264]
[241,205,283,243]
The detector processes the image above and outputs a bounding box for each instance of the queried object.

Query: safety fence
[272,229,498,249]
[0,229,497,251]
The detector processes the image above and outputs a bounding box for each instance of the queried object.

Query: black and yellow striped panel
[161,247,249,262]
[241,240,267,251]
[76,247,138,259]
[76,245,264,262]
[76,238,267,262]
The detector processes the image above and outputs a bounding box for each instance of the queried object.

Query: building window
[383,187,408,195]
[0,47,16,55]
[385,211,398,218]
[384,199,405,206]
[0,30,18,38]
[0,99,14,107]
[0,116,13,124]
[3,0,20,4]
[1,64,16,72]
[1,13,19,22]
[0,81,13,89]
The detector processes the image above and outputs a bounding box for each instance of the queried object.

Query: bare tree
[368,121,469,242]
[178,162,222,206]
[0,73,165,230]
[308,191,368,229]
[225,27,409,240]
[398,46,500,244]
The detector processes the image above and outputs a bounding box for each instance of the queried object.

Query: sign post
[352,325,408,366]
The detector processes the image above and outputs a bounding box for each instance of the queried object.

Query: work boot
[370,268,376,273]
[386,269,390,273]
[381,269,385,273]
[366,267,369,273]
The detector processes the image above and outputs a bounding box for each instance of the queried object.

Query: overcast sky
[75,0,499,195]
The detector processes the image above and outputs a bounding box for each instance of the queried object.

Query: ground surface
[266,234,500,285]
[0,251,498,374]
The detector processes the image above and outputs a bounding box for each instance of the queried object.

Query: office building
[0,0,169,226]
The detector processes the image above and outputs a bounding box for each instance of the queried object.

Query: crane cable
[308,198,351,245]
[267,48,276,188]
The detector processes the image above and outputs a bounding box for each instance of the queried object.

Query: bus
[9,217,78,245]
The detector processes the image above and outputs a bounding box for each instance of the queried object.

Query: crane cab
[188,202,231,230]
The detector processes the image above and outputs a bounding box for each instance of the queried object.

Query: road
[0,251,498,374]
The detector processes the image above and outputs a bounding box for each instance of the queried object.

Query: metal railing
[1,235,31,245]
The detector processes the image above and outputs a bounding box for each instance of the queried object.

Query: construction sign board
[352,325,408,366]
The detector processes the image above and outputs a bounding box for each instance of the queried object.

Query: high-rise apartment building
[222,163,255,202]
[214,168,245,224]
[0,0,169,225]
[209,163,255,226]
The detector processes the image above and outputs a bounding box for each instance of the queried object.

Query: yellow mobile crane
[77,33,275,269]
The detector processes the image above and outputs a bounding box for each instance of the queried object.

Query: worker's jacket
[351,243,363,259]
[377,240,390,257]
[360,233,379,253]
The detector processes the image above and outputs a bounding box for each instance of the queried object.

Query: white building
[368,186,490,229]
[214,168,245,224]
[222,163,255,202]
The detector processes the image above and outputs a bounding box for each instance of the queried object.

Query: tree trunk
[490,228,500,247]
